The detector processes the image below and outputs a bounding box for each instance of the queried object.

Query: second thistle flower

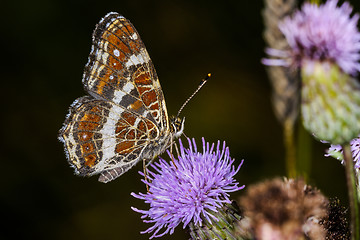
[264,0,360,144]
[326,136,360,201]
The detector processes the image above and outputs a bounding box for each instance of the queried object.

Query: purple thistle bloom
[326,135,360,169]
[325,136,360,202]
[131,138,245,239]
[263,0,360,75]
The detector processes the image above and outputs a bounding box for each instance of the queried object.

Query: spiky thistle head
[238,178,329,240]
[263,0,360,76]
[131,138,244,239]
[264,0,360,144]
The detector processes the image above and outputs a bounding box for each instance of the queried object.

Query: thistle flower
[326,136,360,201]
[131,138,245,239]
[326,135,360,169]
[263,0,360,76]
[264,0,360,145]
[238,178,329,240]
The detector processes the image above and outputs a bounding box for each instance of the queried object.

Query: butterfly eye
[170,117,185,137]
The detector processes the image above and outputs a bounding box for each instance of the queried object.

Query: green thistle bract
[301,61,360,144]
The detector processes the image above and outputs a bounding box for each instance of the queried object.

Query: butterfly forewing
[83,13,168,130]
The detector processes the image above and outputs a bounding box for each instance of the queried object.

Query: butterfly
[58,12,185,183]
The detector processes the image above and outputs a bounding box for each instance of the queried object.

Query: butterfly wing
[83,12,168,131]
[59,96,160,182]
[59,13,171,182]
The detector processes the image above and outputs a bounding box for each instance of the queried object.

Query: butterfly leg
[174,139,180,159]
[169,138,178,169]
[143,158,150,192]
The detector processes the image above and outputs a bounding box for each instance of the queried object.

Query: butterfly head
[170,116,185,138]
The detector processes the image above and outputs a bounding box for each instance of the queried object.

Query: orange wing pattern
[59,13,176,183]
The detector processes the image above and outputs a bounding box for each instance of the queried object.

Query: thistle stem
[342,144,359,240]
[284,119,297,178]
[310,0,320,5]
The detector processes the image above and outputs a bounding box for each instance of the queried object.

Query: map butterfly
[58,12,185,183]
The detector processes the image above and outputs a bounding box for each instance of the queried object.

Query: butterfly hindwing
[59,95,161,181]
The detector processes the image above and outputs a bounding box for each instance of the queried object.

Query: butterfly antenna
[176,73,211,118]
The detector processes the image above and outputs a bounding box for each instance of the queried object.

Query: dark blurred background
[1,0,359,239]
